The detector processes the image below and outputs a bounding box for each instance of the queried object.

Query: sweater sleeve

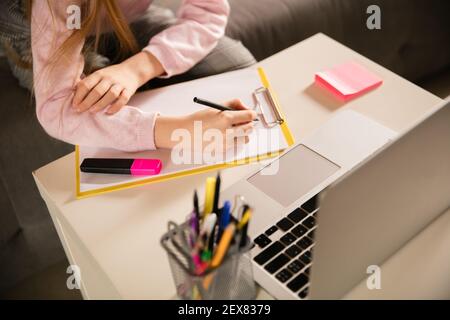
[32,0,158,152]
[143,0,230,78]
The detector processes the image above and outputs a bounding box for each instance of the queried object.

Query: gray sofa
[1,0,449,294]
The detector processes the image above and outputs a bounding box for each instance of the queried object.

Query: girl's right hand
[154,99,257,150]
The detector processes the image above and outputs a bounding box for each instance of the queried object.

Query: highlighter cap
[130,159,162,176]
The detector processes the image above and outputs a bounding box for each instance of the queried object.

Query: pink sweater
[31,0,229,152]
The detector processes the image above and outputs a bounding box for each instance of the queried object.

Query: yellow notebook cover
[75,67,294,199]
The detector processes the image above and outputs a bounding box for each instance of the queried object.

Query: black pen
[193,190,200,233]
[212,172,221,214]
[193,97,259,121]
[239,222,249,249]
[238,205,251,249]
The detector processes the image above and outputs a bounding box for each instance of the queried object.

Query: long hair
[30,0,139,71]
[28,0,140,127]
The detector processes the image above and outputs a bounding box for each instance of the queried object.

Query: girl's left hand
[72,51,163,115]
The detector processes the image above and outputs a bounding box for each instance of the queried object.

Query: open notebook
[75,67,295,198]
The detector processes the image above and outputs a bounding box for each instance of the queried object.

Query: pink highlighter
[80,158,162,176]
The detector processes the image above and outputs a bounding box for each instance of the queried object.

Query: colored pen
[192,233,207,274]
[189,212,199,248]
[211,222,236,268]
[203,177,216,217]
[217,200,231,241]
[192,249,202,272]
[238,207,252,248]
[193,97,259,121]
[237,205,252,230]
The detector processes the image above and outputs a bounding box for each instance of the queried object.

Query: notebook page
[78,68,288,193]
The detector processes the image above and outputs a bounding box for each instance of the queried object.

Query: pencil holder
[160,221,256,300]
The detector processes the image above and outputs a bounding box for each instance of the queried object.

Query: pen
[207,173,221,252]
[211,222,236,268]
[207,215,218,256]
[203,177,216,217]
[194,97,233,111]
[200,213,217,263]
[193,97,259,121]
[189,212,198,247]
[217,200,231,241]
[193,239,209,276]
[238,206,252,249]
[212,172,221,214]
[193,190,200,233]
[200,213,217,238]
[192,247,203,272]
[237,205,251,230]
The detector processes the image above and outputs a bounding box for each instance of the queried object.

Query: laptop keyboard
[253,193,319,299]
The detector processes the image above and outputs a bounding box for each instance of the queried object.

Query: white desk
[33,34,448,299]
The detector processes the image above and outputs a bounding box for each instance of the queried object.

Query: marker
[80,158,162,176]
[203,177,216,217]
[211,222,236,268]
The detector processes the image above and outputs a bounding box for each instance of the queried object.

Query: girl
[5,0,257,152]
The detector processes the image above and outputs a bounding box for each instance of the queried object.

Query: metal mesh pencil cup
[161,221,256,300]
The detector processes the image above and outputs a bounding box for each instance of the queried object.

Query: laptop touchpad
[248,144,340,207]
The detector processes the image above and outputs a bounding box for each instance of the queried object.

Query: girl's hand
[72,51,163,114]
[154,99,257,150]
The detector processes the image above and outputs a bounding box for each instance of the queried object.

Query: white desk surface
[33,34,448,299]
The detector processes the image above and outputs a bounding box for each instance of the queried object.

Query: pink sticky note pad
[315,61,382,101]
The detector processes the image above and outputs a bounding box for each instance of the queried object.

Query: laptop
[221,101,450,299]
